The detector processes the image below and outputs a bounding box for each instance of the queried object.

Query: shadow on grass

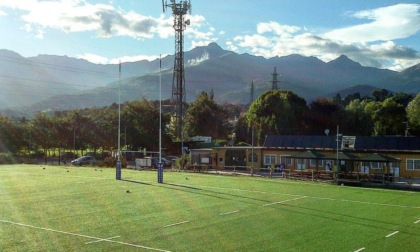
[265,201,420,236]
[121,179,152,186]
[166,183,201,190]
[162,182,273,205]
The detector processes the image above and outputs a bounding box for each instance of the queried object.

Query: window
[264,155,276,166]
[280,155,292,166]
[406,159,420,171]
[248,153,258,162]
[371,162,383,169]
[310,159,323,167]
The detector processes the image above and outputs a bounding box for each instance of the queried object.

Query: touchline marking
[263,196,307,207]
[0,220,171,252]
[220,210,239,216]
[85,236,121,244]
[354,247,365,252]
[385,231,399,238]
[164,221,189,228]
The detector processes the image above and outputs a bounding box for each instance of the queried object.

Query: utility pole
[250,80,255,176]
[163,0,192,140]
[249,80,255,105]
[404,121,410,137]
[116,62,122,180]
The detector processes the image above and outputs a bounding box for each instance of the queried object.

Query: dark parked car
[71,156,96,166]
[150,157,172,168]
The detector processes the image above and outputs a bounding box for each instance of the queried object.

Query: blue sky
[0,0,419,71]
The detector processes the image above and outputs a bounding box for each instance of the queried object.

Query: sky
[0,0,420,71]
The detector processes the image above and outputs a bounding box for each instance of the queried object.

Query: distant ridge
[1,42,419,116]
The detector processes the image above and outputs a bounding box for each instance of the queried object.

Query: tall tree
[345,99,372,135]
[247,90,307,144]
[365,98,406,135]
[407,94,420,135]
[307,98,343,135]
[185,91,230,139]
[372,89,390,102]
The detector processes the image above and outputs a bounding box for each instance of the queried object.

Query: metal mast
[163,0,192,139]
[271,67,280,90]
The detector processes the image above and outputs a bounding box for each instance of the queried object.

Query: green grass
[0,164,419,252]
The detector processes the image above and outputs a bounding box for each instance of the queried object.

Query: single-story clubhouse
[190,135,420,184]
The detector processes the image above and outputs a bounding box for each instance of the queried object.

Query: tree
[372,89,390,102]
[407,94,420,135]
[247,90,307,144]
[185,91,230,139]
[365,98,406,135]
[122,99,162,151]
[0,116,23,153]
[345,99,372,135]
[391,92,414,107]
[307,98,343,135]
[234,114,252,144]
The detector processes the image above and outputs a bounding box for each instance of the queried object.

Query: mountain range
[1,42,419,116]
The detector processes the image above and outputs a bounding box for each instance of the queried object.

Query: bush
[101,156,127,168]
[0,153,18,164]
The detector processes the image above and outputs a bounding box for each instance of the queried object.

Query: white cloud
[0,0,206,40]
[188,51,209,66]
[0,10,7,16]
[325,4,420,43]
[109,54,162,64]
[257,22,301,37]
[77,52,164,64]
[76,53,109,64]
[228,5,420,71]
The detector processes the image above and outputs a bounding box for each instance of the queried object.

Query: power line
[0,54,119,77]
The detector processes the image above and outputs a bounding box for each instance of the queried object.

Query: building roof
[264,135,337,150]
[354,136,420,151]
[290,150,326,159]
[264,135,420,152]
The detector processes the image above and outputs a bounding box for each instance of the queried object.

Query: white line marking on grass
[385,231,399,238]
[263,196,307,207]
[0,220,171,252]
[414,219,420,224]
[220,210,239,216]
[354,247,365,252]
[85,236,121,244]
[163,221,189,228]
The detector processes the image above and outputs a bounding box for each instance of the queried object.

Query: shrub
[0,153,18,164]
[101,156,127,168]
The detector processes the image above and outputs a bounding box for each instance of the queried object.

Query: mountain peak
[0,49,24,59]
[186,42,230,65]
[328,55,361,68]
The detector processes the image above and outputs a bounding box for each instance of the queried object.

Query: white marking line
[354,247,365,252]
[414,219,420,224]
[163,221,189,228]
[220,210,239,216]
[0,220,171,252]
[263,196,307,207]
[385,231,399,238]
[85,235,121,244]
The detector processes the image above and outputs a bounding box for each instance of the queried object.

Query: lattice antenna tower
[163,0,192,139]
[271,67,281,90]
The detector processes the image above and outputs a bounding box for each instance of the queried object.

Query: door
[297,159,306,170]
[360,161,369,174]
